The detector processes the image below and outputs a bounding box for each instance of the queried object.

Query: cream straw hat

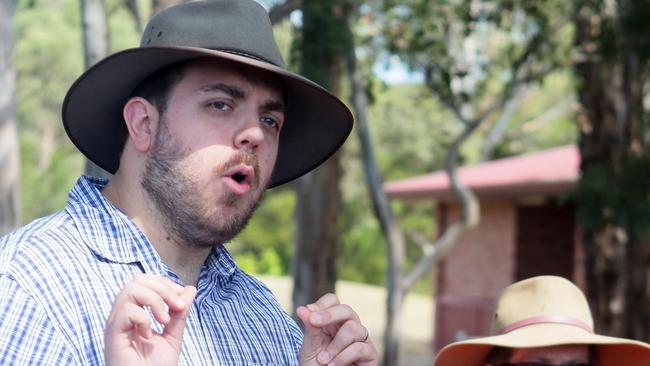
[434,276,650,366]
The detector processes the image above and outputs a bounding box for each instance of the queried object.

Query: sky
[373,55,424,85]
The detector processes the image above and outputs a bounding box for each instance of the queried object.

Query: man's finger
[163,285,197,343]
[120,283,175,325]
[112,302,153,336]
[327,341,377,366]
[130,274,186,310]
[296,306,320,335]
[306,293,340,311]
[317,320,367,364]
[308,303,360,328]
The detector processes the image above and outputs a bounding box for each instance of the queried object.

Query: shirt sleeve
[0,275,77,365]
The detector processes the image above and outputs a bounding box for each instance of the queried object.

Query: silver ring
[361,326,369,343]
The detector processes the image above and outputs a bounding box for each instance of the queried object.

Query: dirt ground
[257,275,435,366]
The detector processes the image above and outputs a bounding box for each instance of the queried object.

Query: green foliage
[16,0,85,223]
[381,0,574,117]
[573,0,650,244]
[106,0,141,51]
[476,70,578,161]
[576,0,650,62]
[367,83,456,178]
[230,188,296,275]
[12,0,581,295]
[20,132,83,221]
[576,156,650,241]
[339,82,444,292]
[294,1,352,87]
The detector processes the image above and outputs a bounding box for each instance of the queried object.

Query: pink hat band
[498,315,594,335]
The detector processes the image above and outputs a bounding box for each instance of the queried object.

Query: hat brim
[62,46,353,187]
[434,323,650,366]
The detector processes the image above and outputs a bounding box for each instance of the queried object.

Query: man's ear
[123,97,159,152]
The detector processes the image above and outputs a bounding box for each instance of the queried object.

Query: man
[0,1,377,365]
[434,276,650,366]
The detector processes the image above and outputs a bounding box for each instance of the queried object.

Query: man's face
[486,345,590,366]
[141,59,285,247]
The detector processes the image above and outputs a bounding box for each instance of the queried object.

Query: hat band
[215,48,279,67]
[498,315,594,335]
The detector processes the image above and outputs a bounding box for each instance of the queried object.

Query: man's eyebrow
[262,100,286,114]
[199,84,285,113]
[200,83,245,98]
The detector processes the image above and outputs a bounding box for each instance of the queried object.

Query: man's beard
[141,123,265,248]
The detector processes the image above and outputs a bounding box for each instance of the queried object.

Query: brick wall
[439,201,516,298]
[434,201,516,351]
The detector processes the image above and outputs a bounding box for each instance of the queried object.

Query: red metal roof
[384,145,579,201]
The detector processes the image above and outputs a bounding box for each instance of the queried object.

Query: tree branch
[480,84,529,161]
[269,0,300,25]
[123,0,142,33]
[407,230,435,256]
[401,222,468,293]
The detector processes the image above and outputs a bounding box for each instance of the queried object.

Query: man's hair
[117,61,188,153]
[131,62,188,115]
[483,345,599,365]
[484,346,511,364]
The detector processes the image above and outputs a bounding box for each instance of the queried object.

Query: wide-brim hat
[434,276,650,366]
[62,0,353,187]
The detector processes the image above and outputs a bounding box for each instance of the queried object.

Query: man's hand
[104,274,197,366]
[297,293,378,366]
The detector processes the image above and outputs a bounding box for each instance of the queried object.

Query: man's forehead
[182,58,285,98]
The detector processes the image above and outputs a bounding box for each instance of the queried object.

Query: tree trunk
[152,0,188,15]
[124,0,142,32]
[346,46,406,365]
[574,2,650,340]
[292,0,348,311]
[346,10,482,365]
[269,0,299,25]
[293,158,341,307]
[80,0,112,179]
[0,0,20,235]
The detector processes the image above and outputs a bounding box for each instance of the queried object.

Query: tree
[80,0,111,178]
[268,0,299,25]
[373,1,573,363]
[0,0,20,235]
[152,0,188,15]
[573,0,650,341]
[123,0,142,32]
[291,0,352,312]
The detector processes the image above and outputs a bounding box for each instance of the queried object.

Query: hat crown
[490,276,594,335]
[140,0,285,67]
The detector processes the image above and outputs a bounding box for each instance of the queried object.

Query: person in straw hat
[0,1,377,365]
[434,275,650,366]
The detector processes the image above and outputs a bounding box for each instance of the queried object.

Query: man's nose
[234,116,264,154]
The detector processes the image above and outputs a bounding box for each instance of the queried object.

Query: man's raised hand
[297,293,378,366]
[104,274,197,366]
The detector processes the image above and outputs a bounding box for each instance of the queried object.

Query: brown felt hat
[62,0,353,187]
[434,276,650,366]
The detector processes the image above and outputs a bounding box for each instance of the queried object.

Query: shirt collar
[65,175,159,265]
[65,176,237,279]
[204,245,237,278]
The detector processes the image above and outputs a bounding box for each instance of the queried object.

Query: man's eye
[210,101,231,111]
[261,116,280,130]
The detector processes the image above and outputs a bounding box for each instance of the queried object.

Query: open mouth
[232,172,247,184]
[223,165,255,195]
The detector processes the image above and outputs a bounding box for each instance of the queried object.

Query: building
[383,145,585,351]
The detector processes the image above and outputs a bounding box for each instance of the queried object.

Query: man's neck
[102,174,211,286]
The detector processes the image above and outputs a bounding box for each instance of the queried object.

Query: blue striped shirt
[0,176,303,365]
